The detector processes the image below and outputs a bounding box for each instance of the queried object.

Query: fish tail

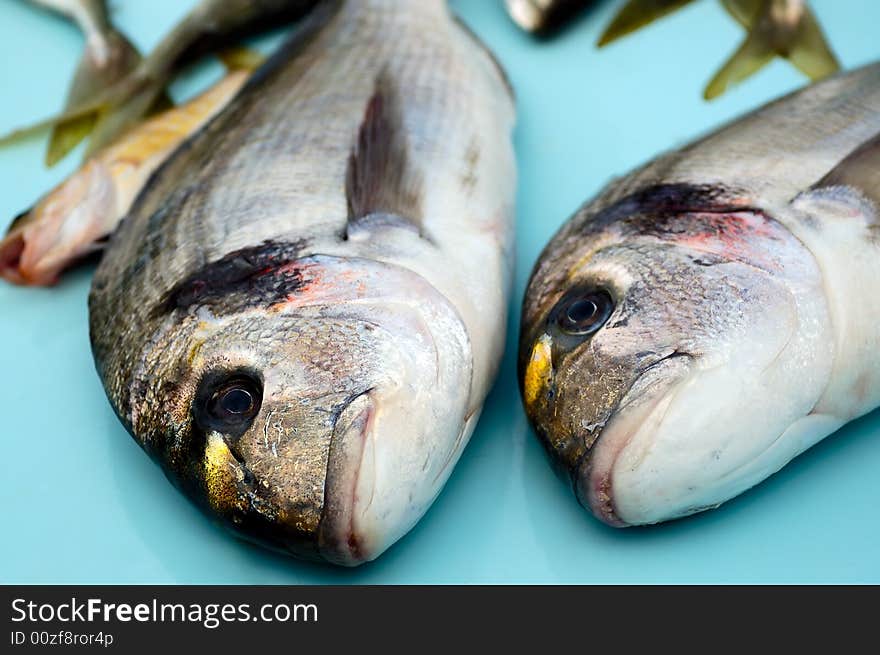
[1,69,249,287]
[597,0,697,47]
[706,0,839,100]
[46,29,142,167]
[785,3,840,81]
[703,26,774,100]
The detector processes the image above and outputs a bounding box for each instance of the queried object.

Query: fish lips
[317,389,378,566]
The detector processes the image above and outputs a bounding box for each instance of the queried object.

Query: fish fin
[786,5,840,81]
[703,26,774,100]
[597,0,697,47]
[0,69,251,288]
[0,99,106,149]
[83,78,167,159]
[217,46,267,72]
[720,0,763,29]
[345,74,423,238]
[814,132,880,208]
[46,30,142,167]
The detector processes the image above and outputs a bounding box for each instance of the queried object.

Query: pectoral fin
[597,0,697,47]
[345,74,423,239]
[815,132,880,209]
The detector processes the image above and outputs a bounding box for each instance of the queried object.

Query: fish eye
[552,289,614,336]
[194,372,263,436]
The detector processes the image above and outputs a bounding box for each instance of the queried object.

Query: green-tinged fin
[787,4,840,81]
[708,0,839,100]
[345,74,424,239]
[217,45,267,72]
[46,30,142,167]
[597,0,697,47]
[84,80,164,158]
[0,98,107,148]
[3,0,324,154]
[815,132,880,208]
[720,0,763,28]
[703,24,774,100]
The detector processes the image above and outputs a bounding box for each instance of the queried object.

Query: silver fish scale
[560,63,880,243]
[102,0,492,310]
[90,0,511,403]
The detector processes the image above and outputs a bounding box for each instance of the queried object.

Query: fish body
[89,0,516,565]
[520,64,880,526]
[0,69,249,285]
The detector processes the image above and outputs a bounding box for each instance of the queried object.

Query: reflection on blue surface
[0,0,878,583]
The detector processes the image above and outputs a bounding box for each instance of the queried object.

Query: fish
[598,0,840,100]
[88,0,516,565]
[519,63,880,527]
[23,0,143,166]
[4,0,322,163]
[0,66,251,286]
[505,0,595,36]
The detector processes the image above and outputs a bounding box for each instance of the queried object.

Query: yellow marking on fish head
[203,432,245,514]
[524,333,554,411]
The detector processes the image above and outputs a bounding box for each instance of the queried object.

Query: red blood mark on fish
[653,210,787,271]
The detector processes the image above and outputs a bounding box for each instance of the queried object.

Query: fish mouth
[574,355,692,527]
[317,389,377,566]
[0,231,27,285]
[191,432,328,562]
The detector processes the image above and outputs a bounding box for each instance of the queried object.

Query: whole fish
[7,0,322,164]
[598,0,840,100]
[505,0,595,36]
[520,64,880,527]
[0,66,250,286]
[23,0,142,166]
[89,0,515,564]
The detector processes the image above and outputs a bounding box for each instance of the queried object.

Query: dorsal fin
[345,73,422,232]
[816,131,880,208]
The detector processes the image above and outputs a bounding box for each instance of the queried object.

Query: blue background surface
[1,0,878,583]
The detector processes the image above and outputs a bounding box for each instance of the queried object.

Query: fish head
[520,185,833,526]
[126,251,472,566]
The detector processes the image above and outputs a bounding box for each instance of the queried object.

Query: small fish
[4,0,322,162]
[505,0,595,36]
[23,0,143,166]
[0,67,250,286]
[88,0,516,565]
[520,64,880,526]
[598,0,840,99]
